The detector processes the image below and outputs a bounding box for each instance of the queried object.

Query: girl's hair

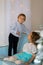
[18,13,26,21]
[31,32,40,45]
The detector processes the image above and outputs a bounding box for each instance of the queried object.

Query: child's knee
[15,60,23,64]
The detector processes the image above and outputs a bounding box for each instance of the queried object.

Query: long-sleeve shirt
[10,22,29,37]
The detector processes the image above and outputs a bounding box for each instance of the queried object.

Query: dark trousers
[8,33,19,56]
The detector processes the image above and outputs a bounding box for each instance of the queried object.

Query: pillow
[17,34,29,52]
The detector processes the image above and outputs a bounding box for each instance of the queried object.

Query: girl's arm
[25,54,36,65]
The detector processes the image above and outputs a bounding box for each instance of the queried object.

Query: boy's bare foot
[3,57,10,61]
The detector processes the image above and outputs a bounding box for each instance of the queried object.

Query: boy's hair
[31,32,40,42]
[18,13,26,21]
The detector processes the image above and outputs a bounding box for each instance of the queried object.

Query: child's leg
[3,56,17,62]
[12,36,19,55]
[8,33,13,56]
[14,60,24,64]
[15,60,29,65]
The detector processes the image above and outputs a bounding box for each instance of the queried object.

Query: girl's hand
[25,62,29,65]
[22,32,26,34]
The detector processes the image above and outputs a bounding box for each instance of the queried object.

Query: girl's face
[28,33,32,42]
[18,16,25,24]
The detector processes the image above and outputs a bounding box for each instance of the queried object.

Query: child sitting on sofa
[4,32,40,65]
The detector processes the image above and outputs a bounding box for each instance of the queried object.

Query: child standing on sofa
[8,13,29,56]
[4,32,40,65]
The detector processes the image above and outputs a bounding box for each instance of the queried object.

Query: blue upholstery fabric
[0,45,8,57]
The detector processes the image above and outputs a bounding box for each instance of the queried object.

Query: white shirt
[10,22,29,37]
[23,43,37,54]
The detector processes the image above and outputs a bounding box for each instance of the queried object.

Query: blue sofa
[0,34,41,65]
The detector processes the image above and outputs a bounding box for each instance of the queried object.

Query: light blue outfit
[14,52,32,62]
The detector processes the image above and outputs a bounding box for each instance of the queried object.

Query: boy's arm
[11,22,20,36]
[25,54,36,65]
[22,30,29,34]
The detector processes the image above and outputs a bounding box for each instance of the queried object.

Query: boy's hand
[22,32,26,34]
[16,32,20,35]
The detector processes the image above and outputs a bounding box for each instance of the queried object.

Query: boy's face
[18,16,26,24]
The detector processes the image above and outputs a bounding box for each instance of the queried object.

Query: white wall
[31,0,43,30]
[0,0,31,46]
[5,0,31,45]
[0,0,43,46]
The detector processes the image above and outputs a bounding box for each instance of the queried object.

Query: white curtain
[5,0,32,45]
[0,0,6,46]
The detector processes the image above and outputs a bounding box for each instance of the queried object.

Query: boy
[8,13,29,56]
